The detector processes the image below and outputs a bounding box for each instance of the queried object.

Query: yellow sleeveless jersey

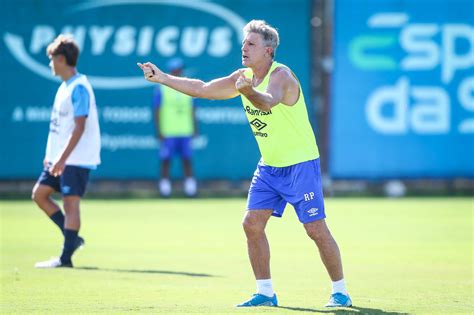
[240,61,319,167]
[159,85,194,137]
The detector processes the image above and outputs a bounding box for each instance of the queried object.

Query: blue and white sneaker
[325,292,352,307]
[236,293,278,307]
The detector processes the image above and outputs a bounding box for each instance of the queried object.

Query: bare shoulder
[270,66,298,86]
[269,66,300,105]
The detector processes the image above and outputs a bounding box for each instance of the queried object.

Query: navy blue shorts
[247,158,326,224]
[159,137,192,160]
[37,165,90,197]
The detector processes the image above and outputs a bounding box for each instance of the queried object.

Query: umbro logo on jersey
[250,118,267,131]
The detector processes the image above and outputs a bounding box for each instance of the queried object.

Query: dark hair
[46,35,79,66]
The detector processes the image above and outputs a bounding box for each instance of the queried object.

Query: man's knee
[242,212,266,236]
[304,220,331,243]
[31,188,38,202]
[63,196,81,213]
[32,185,47,203]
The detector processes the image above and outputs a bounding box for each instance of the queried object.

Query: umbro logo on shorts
[307,208,319,216]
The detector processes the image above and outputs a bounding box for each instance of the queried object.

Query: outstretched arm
[138,62,241,100]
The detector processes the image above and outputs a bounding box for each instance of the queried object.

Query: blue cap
[166,57,184,72]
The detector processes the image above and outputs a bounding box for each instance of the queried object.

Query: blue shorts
[247,158,326,224]
[160,137,192,160]
[37,165,90,197]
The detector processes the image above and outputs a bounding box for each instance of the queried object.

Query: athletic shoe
[74,236,85,252]
[34,257,73,268]
[159,179,172,197]
[184,177,197,197]
[325,293,352,307]
[236,294,278,307]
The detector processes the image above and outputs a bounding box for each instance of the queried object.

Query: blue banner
[0,0,311,180]
[331,0,474,178]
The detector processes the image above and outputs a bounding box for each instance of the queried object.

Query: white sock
[332,279,347,295]
[184,177,197,196]
[256,279,274,297]
[159,178,172,196]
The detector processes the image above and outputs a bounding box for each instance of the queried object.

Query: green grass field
[1,197,472,314]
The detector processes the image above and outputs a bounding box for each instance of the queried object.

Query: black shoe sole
[59,263,73,268]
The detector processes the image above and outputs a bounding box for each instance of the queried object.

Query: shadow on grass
[278,306,408,314]
[75,266,215,277]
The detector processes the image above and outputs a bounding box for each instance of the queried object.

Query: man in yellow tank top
[138,20,351,308]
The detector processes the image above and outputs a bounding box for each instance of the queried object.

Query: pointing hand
[137,62,164,83]
[235,70,252,94]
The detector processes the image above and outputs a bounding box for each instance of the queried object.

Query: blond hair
[243,20,280,58]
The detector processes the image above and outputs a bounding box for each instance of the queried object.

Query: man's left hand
[49,159,66,177]
[235,70,253,95]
